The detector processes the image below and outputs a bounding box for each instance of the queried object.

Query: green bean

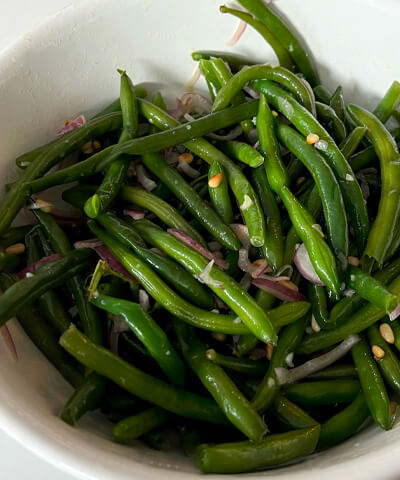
[141,153,241,250]
[308,283,329,329]
[347,104,400,268]
[28,99,259,194]
[129,219,277,344]
[219,5,296,71]
[0,252,22,273]
[277,121,348,269]
[347,265,399,313]
[315,101,346,143]
[253,80,370,253]
[236,0,319,86]
[0,112,123,235]
[386,228,400,262]
[113,407,170,444]
[251,314,309,412]
[120,185,206,247]
[373,81,400,124]
[0,273,82,388]
[174,320,267,441]
[205,348,267,377]
[213,64,316,115]
[391,320,400,353]
[270,394,318,430]
[92,295,187,386]
[313,85,332,104]
[192,50,257,72]
[220,140,264,168]
[329,86,345,122]
[367,323,400,394]
[60,324,227,424]
[138,102,267,248]
[251,166,284,271]
[352,336,391,430]
[198,59,220,101]
[284,380,360,406]
[349,144,377,172]
[0,225,32,248]
[340,126,368,159]
[317,391,369,450]
[308,364,358,380]
[195,425,320,474]
[61,372,106,426]
[208,160,233,224]
[0,249,94,328]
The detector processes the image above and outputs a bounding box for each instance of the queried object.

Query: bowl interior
[0,0,400,478]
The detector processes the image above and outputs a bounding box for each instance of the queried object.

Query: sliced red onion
[208,125,243,141]
[229,224,250,250]
[136,164,157,191]
[237,249,271,278]
[208,241,222,252]
[243,85,260,99]
[56,114,86,137]
[108,316,130,354]
[164,149,180,166]
[227,19,247,46]
[49,212,85,225]
[167,229,229,270]
[184,113,195,122]
[197,260,224,289]
[389,303,400,321]
[275,264,293,279]
[253,140,260,150]
[252,276,306,302]
[16,254,62,280]
[274,334,360,385]
[139,289,150,312]
[168,109,182,120]
[127,162,136,179]
[184,64,201,93]
[74,238,104,249]
[239,273,253,291]
[0,325,18,361]
[247,128,259,145]
[177,93,212,115]
[213,295,228,310]
[177,160,201,179]
[123,209,145,220]
[294,243,325,286]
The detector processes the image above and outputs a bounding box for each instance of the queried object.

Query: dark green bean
[329,86,345,122]
[192,50,257,72]
[270,394,318,430]
[220,140,264,168]
[308,364,358,380]
[313,85,331,104]
[308,283,328,329]
[373,81,400,124]
[198,59,221,101]
[340,126,367,159]
[113,407,170,444]
[205,348,267,377]
[315,101,346,143]
[0,225,32,248]
[208,160,233,225]
[284,380,360,406]
[0,252,22,273]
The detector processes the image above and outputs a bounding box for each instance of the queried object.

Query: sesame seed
[92,139,102,150]
[265,344,274,360]
[348,256,360,267]
[346,174,354,181]
[178,152,194,164]
[5,243,25,255]
[372,345,385,359]
[208,173,223,188]
[306,133,320,145]
[380,323,395,344]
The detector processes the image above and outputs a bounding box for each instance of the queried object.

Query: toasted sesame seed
[253,259,265,267]
[265,344,274,360]
[372,345,385,359]
[178,152,194,164]
[307,133,320,145]
[5,243,25,255]
[208,173,223,188]
[380,323,395,344]
[92,139,102,150]
[348,256,360,267]
[32,198,53,213]
[81,141,94,154]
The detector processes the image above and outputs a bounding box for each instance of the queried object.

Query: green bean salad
[1,0,400,474]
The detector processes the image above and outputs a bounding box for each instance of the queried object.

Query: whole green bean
[251,165,284,271]
[174,320,267,442]
[373,81,400,124]
[236,0,319,86]
[308,283,329,329]
[113,407,170,444]
[92,295,187,386]
[352,336,391,430]
[368,323,400,394]
[120,185,206,247]
[329,86,346,122]
[195,426,320,474]
[347,104,400,268]
[309,364,358,380]
[220,140,264,168]
[219,5,295,71]
[60,324,227,424]
[199,59,221,101]
[340,126,367,159]
[0,225,32,248]
[270,394,318,430]
[315,101,346,143]
[208,160,233,225]
[317,391,369,450]
[205,348,267,377]
[313,85,332,104]
[253,79,370,253]
[192,50,257,72]
[0,252,21,273]
[284,380,360,406]
[349,144,377,172]
[28,99,259,194]
[128,219,277,344]
[251,315,309,412]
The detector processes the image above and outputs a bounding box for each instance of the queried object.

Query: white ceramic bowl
[1,0,400,478]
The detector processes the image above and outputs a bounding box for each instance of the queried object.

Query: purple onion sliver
[16,253,62,280]
[389,303,400,321]
[0,325,18,361]
[123,209,145,220]
[293,243,325,286]
[252,276,306,302]
[56,114,86,137]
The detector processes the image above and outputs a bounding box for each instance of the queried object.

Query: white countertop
[0,3,79,478]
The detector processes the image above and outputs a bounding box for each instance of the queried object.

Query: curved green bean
[316,101,346,143]
[113,407,170,444]
[208,160,233,225]
[284,380,360,406]
[220,140,264,168]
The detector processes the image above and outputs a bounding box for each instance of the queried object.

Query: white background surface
[0,3,77,477]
